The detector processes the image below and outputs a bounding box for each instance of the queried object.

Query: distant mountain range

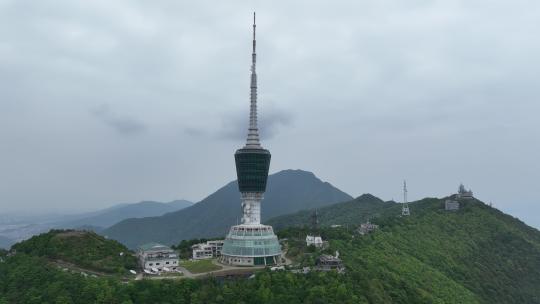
[0,235,14,249]
[103,169,353,248]
[54,200,193,230]
[0,200,193,244]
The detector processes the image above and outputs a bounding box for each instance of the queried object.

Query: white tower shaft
[241,192,262,225]
[241,12,263,225]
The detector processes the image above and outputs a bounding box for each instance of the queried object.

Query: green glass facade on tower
[235,148,271,192]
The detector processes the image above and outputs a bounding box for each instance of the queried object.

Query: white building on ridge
[358,220,379,235]
[457,183,474,199]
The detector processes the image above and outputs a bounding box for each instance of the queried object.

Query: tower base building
[220,225,281,266]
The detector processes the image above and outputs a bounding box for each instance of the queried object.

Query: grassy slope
[180,259,222,274]
[11,229,137,274]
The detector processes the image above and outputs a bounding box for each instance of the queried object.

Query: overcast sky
[1,1,539,228]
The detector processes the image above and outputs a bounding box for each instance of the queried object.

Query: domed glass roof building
[219,13,282,266]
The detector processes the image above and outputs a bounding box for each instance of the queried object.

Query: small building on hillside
[357,220,379,235]
[207,240,224,256]
[137,243,179,272]
[192,243,212,259]
[192,240,224,260]
[306,235,324,248]
[315,252,344,273]
[445,199,460,211]
[457,184,474,199]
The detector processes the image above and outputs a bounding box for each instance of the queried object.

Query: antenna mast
[245,11,261,148]
[402,180,410,216]
[312,209,320,236]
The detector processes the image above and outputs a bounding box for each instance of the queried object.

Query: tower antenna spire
[252,12,256,56]
[245,11,261,148]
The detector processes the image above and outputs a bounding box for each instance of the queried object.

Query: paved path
[146,259,266,280]
[52,259,109,277]
[145,250,294,281]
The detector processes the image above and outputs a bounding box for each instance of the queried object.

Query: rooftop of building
[227,225,276,237]
[318,254,342,262]
[138,242,173,252]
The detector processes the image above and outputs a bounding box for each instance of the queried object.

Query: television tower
[402,180,410,216]
[220,13,282,266]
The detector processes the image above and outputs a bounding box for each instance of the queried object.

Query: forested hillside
[266,193,395,229]
[275,196,540,303]
[1,196,539,303]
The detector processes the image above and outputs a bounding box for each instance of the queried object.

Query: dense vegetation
[0,254,403,304]
[277,196,540,303]
[11,230,137,274]
[360,198,540,304]
[1,196,539,303]
[103,170,352,248]
[0,251,477,304]
[267,193,395,230]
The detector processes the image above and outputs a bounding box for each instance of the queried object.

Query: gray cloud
[183,126,207,137]
[260,108,295,140]
[0,0,539,229]
[217,106,294,141]
[91,104,146,135]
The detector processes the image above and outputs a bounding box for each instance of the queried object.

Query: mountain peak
[355,193,385,203]
[104,169,352,248]
[273,169,317,177]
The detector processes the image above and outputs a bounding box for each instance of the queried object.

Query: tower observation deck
[219,13,282,266]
